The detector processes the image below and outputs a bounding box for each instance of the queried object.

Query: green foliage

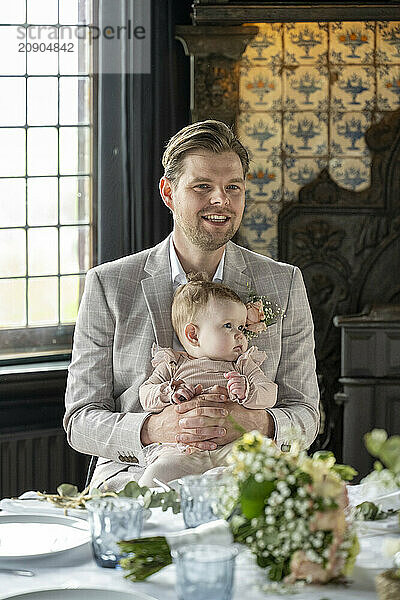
[119,536,172,581]
[364,429,400,477]
[332,464,358,481]
[57,483,80,497]
[239,476,275,519]
[38,480,180,514]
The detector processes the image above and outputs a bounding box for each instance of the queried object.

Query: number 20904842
[19,42,74,52]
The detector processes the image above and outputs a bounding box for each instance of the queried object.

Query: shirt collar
[169,236,225,287]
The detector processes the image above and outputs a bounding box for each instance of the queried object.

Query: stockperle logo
[13,0,151,75]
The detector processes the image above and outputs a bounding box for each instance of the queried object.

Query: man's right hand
[140,390,229,451]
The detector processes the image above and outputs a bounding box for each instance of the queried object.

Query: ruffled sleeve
[235,344,267,369]
[151,343,182,368]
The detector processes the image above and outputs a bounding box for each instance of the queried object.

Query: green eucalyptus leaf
[57,483,79,497]
[119,481,144,498]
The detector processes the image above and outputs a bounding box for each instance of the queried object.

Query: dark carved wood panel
[176,25,258,125]
[192,2,400,25]
[278,108,400,458]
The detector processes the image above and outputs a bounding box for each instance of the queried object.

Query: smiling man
[64,120,320,490]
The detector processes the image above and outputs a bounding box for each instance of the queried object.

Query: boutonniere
[244,286,285,340]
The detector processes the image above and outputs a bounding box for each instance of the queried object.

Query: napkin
[347,483,400,511]
[0,491,88,519]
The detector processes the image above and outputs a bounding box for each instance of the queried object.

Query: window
[0,1,94,362]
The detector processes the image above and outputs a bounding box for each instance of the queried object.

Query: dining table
[0,492,395,600]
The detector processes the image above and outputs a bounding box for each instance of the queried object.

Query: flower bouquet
[119,431,359,586]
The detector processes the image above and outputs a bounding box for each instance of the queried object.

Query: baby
[138,274,277,487]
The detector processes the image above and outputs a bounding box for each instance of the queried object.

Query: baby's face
[195,299,248,361]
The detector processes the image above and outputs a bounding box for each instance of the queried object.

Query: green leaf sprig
[37,480,180,515]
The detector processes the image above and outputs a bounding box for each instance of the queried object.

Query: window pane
[59,127,90,174]
[28,276,58,325]
[0,27,26,75]
[60,274,85,323]
[59,1,91,24]
[0,179,26,226]
[28,77,58,125]
[0,128,26,176]
[0,279,26,327]
[0,3,26,24]
[26,27,58,75]
[59,27,90,74]
[0,77,26,125]
[60,225,90,273]
[27,0,58,25]
[28,227,58,275]
[0,228,26,276]
[27,177,58,225]
[59,77,90,124]
[27,127,58,175]
[60,176,90,223]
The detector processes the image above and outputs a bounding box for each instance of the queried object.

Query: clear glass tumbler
[86,497,143,568]
[172,544,239,600]
[180,473,226,528]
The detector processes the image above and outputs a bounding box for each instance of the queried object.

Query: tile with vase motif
[330,21,375,64]
[240,66,282,110]
[377,22,400,64]
[329,157,370,191]
[284,22,327,65]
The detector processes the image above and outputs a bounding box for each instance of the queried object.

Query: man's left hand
[175,385,274,445]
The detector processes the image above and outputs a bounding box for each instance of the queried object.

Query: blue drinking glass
[86,497,143,568]
[172,544,239,600]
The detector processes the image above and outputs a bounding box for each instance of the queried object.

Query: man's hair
[162,120,250,184]
[171,272,244,344]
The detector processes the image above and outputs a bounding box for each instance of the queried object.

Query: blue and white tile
[237,112,281,158]
[329,157,371,191]
[246,158,282,201]
[330,21,375,64]
[377,67,400,109]
[239,202,279,257]
[284,22,327,65]
[331,66,374,110]
[283,111,327,156]
[240,66,282,110]
[284,66,328,110]
[244,23,283,65]
[284,157,326,201]
[330,111,371,157]
[377,21,400,64]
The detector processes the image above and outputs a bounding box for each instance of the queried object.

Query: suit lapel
[223,242,252,301]
[141,236,174,348]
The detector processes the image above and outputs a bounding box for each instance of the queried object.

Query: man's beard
[175,214,239,251]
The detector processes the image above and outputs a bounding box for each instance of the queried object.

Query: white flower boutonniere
[244,289,285,340]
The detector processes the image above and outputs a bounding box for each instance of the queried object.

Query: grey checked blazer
[64,235,319,488]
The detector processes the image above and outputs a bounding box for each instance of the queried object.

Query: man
[64,120,319,490]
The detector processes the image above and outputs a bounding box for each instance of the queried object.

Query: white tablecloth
[0,503,386,600]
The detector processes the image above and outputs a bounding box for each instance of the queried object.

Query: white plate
[0,589,156,600]
[0,514,90,560]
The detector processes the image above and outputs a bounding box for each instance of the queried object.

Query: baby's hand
[171,382,200,404]
[224,371,246,401]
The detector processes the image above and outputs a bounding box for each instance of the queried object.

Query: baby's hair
[171,272,244,344]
